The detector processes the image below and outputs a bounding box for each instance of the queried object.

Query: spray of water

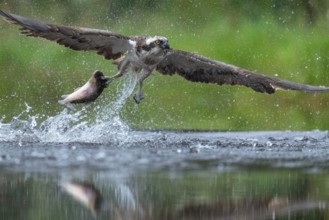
[0,73,138,144]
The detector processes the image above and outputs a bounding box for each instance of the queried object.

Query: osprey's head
[145,36,170,50]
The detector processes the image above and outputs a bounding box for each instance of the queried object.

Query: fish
[58,70,108,108]
[60,180,103,215]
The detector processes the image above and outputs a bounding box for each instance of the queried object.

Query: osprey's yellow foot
[103,77,114,88]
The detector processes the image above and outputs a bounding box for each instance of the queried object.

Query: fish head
[92,70,108,88]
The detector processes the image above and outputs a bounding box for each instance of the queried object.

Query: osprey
[1,10,329,104]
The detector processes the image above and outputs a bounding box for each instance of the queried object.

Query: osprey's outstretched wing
[0,10,132,60]
[2,10,329,97]
[157,49,329,94]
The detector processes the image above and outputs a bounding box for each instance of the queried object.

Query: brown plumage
[1,10,329,105]
[157,50,329,94]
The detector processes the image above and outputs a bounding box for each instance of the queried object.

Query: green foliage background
[0,0,329,130]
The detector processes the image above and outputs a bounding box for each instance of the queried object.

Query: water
[1,75,329,219]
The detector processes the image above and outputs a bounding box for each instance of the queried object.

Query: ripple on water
[0,73,138,144]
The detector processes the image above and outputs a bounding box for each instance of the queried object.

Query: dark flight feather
[1,10,329,95]
[157,49,329,94]
[0,10,132,60]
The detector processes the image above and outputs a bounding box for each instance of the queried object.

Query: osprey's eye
[155,40,161,45]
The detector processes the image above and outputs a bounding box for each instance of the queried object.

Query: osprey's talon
[104,77,113,88]
[133,93,144,104]
[2,9,329,108]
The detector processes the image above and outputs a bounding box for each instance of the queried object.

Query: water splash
[0,73,138,144]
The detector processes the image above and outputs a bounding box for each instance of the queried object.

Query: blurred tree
[302,0,328,25]
[1,0,328,25]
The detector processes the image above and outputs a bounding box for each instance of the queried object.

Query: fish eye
[155,40,161,45]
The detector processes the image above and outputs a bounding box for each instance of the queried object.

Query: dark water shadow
[1,130,329,219]
[0,169,328,220]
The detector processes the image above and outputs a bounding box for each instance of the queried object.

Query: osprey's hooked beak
[161,41,170,49]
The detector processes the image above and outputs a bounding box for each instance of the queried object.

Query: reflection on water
[0,169,327,220]
[1,107,329,220]
[1,106,329,220]
[0,72,329,219]
[61,181,103,216]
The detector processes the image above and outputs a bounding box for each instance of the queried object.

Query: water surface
[1,128,329,220]
[1,75,329,220]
